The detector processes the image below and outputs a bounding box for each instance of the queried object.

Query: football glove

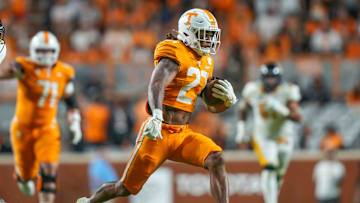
[265,98,289,117]
[67,110,82,144]
[143,109,163,140]
[211,79,238,107]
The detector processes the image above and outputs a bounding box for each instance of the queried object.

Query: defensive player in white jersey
[236,63,302,203]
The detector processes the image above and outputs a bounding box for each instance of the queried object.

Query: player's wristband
[152,109,163,121]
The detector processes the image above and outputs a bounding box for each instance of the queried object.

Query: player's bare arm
[0,64,14,79]
[286,100,302,122]
[206,100,228,113]
[148,57,179,111]
[79,181,129,203]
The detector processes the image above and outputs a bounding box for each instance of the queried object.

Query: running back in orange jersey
[154,39,214,112]
[14,56,75,126]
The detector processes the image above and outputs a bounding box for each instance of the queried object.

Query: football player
[236,63,302,203]
[0,28,82,203]
[77,8,237,203]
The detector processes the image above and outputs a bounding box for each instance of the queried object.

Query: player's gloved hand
[143,109,163,140]
[76,197,90,203]
[211,79,238,107]
[67,109,82,144]
[265,98,289,116]
[0,20,6,64]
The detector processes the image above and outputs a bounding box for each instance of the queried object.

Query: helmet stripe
[200,9,216,27]
[44,31,49,44]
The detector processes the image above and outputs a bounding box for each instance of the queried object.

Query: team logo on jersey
[56,72,62,77]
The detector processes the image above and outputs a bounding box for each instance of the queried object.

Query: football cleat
[17,179,35,196]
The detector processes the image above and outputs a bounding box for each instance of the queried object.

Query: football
[203,79,224,106]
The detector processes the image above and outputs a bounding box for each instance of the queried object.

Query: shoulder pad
[154,40,182,65]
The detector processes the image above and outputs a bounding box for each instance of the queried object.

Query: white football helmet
[30,31,60,66]
[177,8,221,56]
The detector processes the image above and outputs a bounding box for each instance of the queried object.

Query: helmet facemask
[192,27,221,55]
[33,48,58,67]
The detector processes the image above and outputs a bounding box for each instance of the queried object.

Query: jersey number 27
[176,67,209,104]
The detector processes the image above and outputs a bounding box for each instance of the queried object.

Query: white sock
[261,170,278,203]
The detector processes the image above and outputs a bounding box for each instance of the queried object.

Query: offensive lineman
[236,63,302,203]
[0,27,82,203]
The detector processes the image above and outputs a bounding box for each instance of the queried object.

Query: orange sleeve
[59,61,75,81]
[67,65,75,81]
[154,40,181,67]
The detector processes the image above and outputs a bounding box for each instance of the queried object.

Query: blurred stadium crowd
[1,0,360,152]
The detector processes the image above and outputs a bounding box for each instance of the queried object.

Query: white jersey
[242,81,301,139]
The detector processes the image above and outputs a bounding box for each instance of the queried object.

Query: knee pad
[264,165,277,171]
[39,168,57,194]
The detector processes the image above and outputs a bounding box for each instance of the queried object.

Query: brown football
[203,79,224,106]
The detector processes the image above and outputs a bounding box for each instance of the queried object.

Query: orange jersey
[14,56,75,126]
[154,40,214,112]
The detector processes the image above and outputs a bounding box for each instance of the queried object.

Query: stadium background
[0,0,360,202]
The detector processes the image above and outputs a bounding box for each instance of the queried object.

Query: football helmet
[260,63,282,92]
[30,31,60,66]
[177,8,221,56]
